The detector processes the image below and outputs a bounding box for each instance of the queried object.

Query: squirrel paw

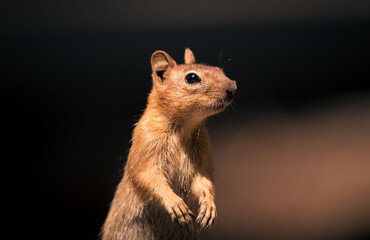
[165,196,195,227]
[196,197,217,230]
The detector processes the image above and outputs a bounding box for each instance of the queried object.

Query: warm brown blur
[203,97,370,240]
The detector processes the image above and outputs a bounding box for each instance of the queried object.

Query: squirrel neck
[140,90,205,140]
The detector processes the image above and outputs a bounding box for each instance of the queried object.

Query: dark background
[2,1,370,239]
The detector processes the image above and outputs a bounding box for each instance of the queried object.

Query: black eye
[185,73,201,84]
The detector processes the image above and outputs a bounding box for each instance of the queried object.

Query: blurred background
[2,0,370,239]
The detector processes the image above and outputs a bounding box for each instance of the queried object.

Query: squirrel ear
[184,48,196,64]
[151,50,177,81]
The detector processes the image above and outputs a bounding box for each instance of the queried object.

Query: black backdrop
[2,1,370,239]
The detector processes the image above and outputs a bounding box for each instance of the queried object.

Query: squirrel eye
[185,73,201,84]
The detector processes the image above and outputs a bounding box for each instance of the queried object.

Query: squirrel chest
[133,114,210,197]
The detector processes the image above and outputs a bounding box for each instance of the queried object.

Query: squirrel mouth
[209,98,232,111]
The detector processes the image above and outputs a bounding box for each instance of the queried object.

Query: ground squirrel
[102,48,237,240]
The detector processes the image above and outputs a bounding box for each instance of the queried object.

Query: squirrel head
[149,48,237,124]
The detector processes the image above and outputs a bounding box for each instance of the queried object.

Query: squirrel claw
[197,199,217,230]
[166,196,194,226]
[189,212,196,219]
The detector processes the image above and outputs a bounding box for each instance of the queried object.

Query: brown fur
[102,49,237,240]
